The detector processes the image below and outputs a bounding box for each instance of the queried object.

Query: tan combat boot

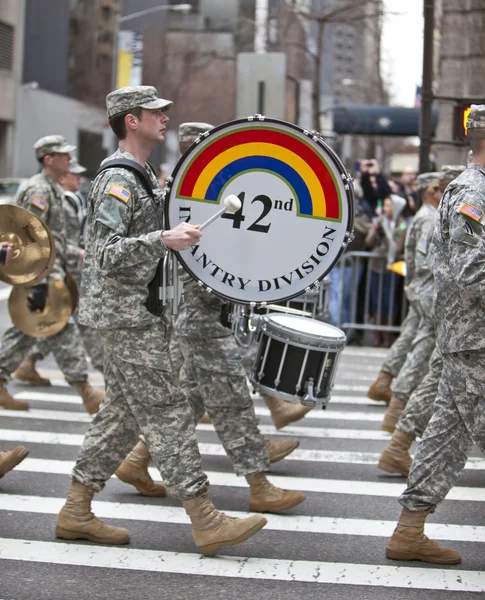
[386,507,461,564]
[13,356,51,387]
[264,396,312,430]
[115,439,166,497]
[246,473,306,513]
[0,446,29,478]
[378,429,414,476]
[56,480,130,544]
[367,370,393,403]
[265,437,299,463]
[199,412,211,424]
[381,397,406,433]
[183,491,267,555]
[75,380,104,415]
[0,380,29,411]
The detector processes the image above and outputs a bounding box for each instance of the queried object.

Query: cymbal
[8,278,73,338]
[0,205,55,285]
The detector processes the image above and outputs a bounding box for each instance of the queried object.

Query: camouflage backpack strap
[96,158,164,318]
[96,158,155,198]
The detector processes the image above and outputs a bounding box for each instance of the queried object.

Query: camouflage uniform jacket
[64,191,84,283]
[78,147,167,329]
[175,277,232,338]
[433,164,485,353]
[404,202,437,302]
[16,171,72,279]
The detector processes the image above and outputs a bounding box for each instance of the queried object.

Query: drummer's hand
[0,242,14,265]
[162,223,202,251]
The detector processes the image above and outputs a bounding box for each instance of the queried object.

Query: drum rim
[249,379,331,406]
[263,313,346,344]
[165,116,355,306]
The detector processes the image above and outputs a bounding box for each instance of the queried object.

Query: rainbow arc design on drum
[177,127,342,222]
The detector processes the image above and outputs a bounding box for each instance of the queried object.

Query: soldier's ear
[125,113,139,132]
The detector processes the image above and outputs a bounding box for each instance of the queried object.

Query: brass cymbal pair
[1,205,78,337]
[0,205,55,285]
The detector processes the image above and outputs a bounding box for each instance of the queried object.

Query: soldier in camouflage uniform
[0,136,104,414]
[55,87,267,555]
[380,173,444,433]
[367,174,439,405]
[378,166,465,476]
[172,122,305,513]
[20,158,105,376]
[386,105,485,565]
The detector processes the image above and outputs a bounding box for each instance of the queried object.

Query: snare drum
[250,314,346,408]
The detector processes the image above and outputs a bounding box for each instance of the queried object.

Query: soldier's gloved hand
[27,283,48,312]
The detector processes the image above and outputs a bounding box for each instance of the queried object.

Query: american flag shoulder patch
[459,202,484,223]
[108,183,131,204]
[31,196,47,211]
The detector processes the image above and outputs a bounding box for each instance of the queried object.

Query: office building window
[0,21,14,72]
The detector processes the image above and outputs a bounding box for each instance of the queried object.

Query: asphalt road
[0,285,484,600]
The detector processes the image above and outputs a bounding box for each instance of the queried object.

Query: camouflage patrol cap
[416,172,439,191]
[34,135,76,161]
[106,86,173,119]
[466,104,485,130]
[68,158,86,174]
[440,164,466,181]
[179,122,214,143]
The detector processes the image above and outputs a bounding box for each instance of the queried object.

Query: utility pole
[419,0,434,173]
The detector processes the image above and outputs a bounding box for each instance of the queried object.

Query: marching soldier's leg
[386,351,481,564]
[14,339,52,386]
[379,345,443,476]
[382,303,436,433]
[50,319,104,414]
[368,303,420,403]
[179,336,305,513]
[0,326,32,410]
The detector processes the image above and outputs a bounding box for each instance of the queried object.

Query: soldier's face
[46,152,71,177]
[138,109,169,143]
[61,172,82,193]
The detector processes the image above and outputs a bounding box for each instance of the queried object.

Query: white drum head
[165,118,354,305]
[267,313,345,340]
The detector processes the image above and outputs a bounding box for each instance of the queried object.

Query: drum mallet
[199,195,241,231]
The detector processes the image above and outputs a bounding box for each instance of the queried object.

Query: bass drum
[165,117,354,305]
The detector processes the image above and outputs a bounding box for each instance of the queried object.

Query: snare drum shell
[250,314,345,405]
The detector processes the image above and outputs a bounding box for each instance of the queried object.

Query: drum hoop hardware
[295,348,310,393]
[260,324,346,350]
[258,335,272,380]
[274,342,289,388]
[302,378,316,407]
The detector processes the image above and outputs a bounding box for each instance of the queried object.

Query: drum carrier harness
[96,158,165,317]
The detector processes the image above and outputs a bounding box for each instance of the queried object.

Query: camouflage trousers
[400,348,485,511]
[177,334,270,476]
[381,302,420,376]
[30,315,104,373]
[0,320,88,385]
[398,344,442,438]
[391,299,435,403]
[72,323,208,500]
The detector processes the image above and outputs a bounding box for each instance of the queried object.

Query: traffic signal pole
[419,0,435,173]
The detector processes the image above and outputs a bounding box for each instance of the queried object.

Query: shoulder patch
[31,196,47,211]
[458,202,484,223]
[108,183,131,204]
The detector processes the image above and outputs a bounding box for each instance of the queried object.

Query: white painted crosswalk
[1,357,484,597]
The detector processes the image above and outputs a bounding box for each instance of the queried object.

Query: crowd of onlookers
[327,159,419,347]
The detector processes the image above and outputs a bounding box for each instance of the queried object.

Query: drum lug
[301,377,316,408]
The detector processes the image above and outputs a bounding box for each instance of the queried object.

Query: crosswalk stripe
[12,457,485,501]
[0,409,392,439]
[12,393,385,422]
[2,428,484,470]
[1,494,483,543]
[334,383,369,392]
[0,538,482,592]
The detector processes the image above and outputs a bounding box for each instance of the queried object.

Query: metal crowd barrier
[334,251,407,333]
